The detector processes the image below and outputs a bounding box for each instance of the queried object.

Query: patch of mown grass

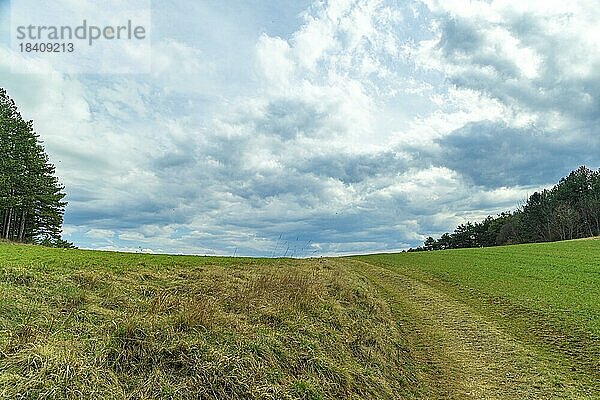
[0,243,416,399]
[355,238,600,389]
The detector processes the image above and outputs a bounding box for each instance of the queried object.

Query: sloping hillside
[0,242,416,399]
[355,238,600,398]
[1,239,599,399]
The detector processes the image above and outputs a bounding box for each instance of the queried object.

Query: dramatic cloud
[416,0,600,129]
[1,0,598,255]
[437,121,600,188]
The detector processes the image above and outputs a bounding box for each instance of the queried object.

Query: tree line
[413,166,600,252]
[0,88,73,247]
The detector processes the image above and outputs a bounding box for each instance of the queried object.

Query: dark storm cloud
[294,151,413,184]
[437,121,600,188]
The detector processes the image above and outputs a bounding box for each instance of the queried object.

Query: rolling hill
[1,239,598,399]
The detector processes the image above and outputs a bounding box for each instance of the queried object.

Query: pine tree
[0,88,68,245]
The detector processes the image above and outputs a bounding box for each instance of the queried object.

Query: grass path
[347,259,597,399]
[1,241,598,398]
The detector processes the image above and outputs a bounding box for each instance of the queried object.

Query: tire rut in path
[348,260,591,399]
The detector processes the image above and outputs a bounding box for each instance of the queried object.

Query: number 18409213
[19,42,74,53]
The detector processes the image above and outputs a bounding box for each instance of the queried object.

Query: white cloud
[256,35,295,87]
[414,0,600,131]
[2,0,598,255]
[85,229,115,239]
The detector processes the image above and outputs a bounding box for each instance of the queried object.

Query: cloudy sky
[1,0,599,256]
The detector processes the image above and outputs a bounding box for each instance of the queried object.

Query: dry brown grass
[0,247,416,399]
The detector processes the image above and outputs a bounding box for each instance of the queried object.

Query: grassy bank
[1,239,599,399]
[0,243,415,399]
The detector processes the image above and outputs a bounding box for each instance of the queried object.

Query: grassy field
[354,238,600,398]
[1,239,599,399]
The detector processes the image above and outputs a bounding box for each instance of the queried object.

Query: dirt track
[348,259,597,399]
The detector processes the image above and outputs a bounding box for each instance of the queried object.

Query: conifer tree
[0,88,68,245]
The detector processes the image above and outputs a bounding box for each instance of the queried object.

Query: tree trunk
[18,209,26,242]
[5,207,12,240]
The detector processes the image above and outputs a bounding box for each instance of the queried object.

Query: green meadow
[1,238,599,399]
